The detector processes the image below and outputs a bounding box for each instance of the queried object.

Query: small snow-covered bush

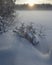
[13,22,46,46]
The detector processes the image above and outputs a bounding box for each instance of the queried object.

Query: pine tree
[0,0,15,32]
[0,0,15,17]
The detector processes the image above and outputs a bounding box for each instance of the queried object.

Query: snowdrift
[0,31,52,65]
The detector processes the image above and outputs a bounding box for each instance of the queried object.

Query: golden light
[28,3,34,7]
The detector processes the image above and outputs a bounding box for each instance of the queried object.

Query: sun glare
[28,3,34,7]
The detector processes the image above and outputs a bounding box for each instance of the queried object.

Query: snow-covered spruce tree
[0,0,15,32]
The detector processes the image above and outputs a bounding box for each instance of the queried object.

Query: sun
[28,3,34,7]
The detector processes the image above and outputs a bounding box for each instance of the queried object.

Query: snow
[33,34,40,43]
[0,30,52,65]
[0,10,52,65]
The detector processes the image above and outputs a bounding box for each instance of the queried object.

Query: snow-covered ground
[0,30,51,65]
[16,10,52,47]
[0,10,52,65]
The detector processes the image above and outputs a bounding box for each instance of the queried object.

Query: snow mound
[0,31,51,65]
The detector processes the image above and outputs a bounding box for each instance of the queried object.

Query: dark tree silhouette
[0,0,15,17]
[0,0,15,32]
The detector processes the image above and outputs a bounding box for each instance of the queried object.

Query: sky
[15,0,52,4]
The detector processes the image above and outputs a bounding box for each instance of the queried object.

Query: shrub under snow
[13,22,46,46]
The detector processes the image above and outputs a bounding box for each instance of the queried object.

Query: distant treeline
[15,4,52,10]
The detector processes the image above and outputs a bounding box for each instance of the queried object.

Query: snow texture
[0,11,52,65]
[0,30,52,65]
